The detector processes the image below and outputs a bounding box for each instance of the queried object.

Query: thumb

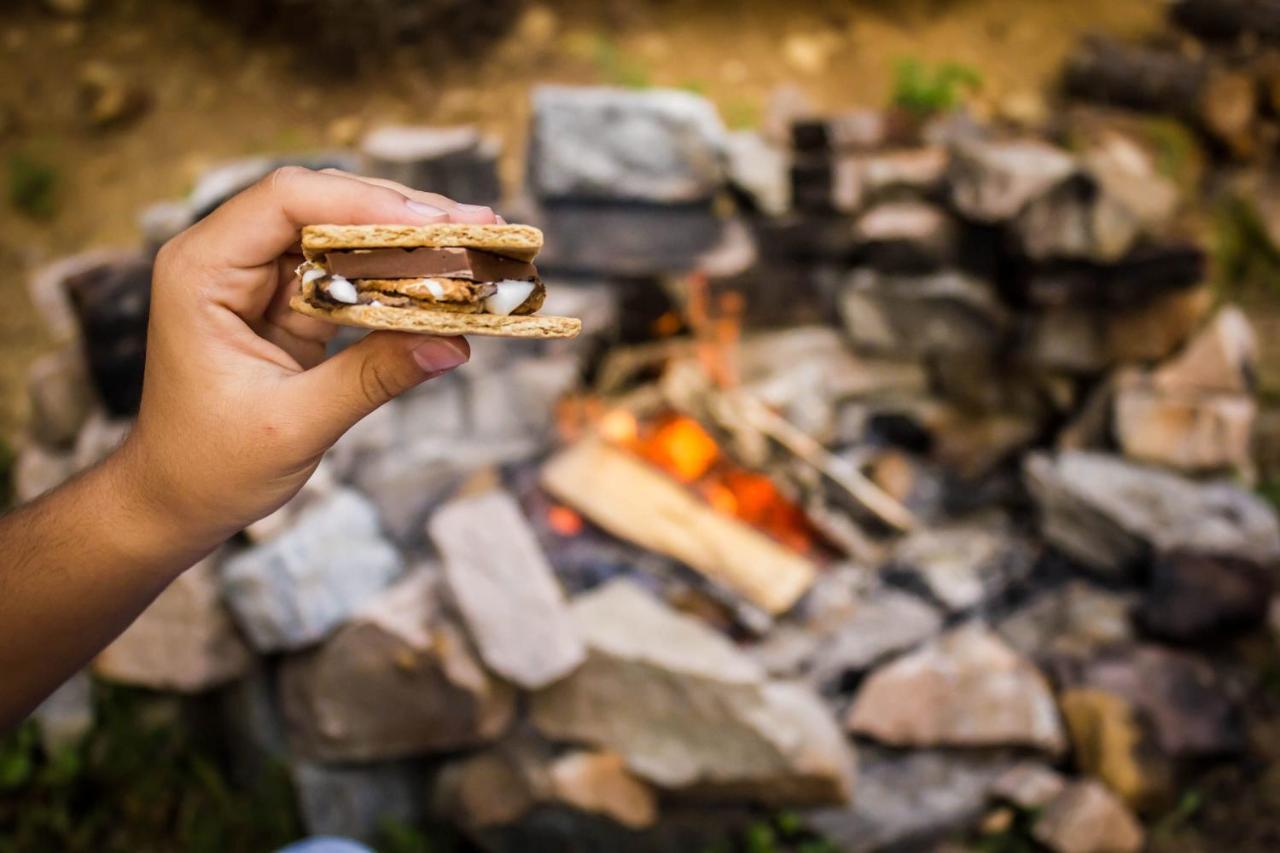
[286,331,469,449]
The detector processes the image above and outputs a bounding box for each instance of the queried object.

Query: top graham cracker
[301,223,543,262]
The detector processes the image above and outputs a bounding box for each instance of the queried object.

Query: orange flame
[617,412,816,554]
[638,415,720,483]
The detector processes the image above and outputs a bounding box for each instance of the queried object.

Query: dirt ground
[0,0,1161,436]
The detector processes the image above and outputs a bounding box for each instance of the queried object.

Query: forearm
[0,443,216,730]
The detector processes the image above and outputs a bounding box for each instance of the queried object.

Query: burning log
[541,438,817,615]
[659,359,916,559]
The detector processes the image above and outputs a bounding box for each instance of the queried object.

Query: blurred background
[5,0,1280,851]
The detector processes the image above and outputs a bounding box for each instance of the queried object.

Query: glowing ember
[547,504,584,536]
[638,415,720,483]
[652,311,683,337]
[609,412,818,554]
[599,408,639,445]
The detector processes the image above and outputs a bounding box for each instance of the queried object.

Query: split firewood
[541,439,818,615]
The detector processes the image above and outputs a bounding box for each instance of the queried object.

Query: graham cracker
[302,224,543,261]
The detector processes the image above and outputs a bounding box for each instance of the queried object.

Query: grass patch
[891,57,982,116]
[0,684,301,853]
[592,35,652,89]
[1212,193,1280,297]
[7,152,58,219]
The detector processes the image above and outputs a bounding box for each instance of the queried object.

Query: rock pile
[14,80,1280,851]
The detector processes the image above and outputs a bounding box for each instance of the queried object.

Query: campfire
[13,41,1280,853]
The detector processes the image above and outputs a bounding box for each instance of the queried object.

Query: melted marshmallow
[424,279,446,300]
[325,275,358,304]
[483,280,536,316]
[301,267,326,285]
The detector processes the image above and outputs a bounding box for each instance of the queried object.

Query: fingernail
[410,336,469,374]
[495,214,508,224]
[452,203,496,223]
[405,199,449,221]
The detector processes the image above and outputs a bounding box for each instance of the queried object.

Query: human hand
[116,167,496,550]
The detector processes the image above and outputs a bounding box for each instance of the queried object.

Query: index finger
[186,166,449,272]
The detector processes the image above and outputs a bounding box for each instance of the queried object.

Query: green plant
[0,684,302,853]
[7,152,58,219]
[891,57,982,115]
[593,36,652,89]
[1213,193,1280,297]
[708,812,839,853]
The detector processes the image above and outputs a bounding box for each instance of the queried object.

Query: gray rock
[1077,645,1244,758]
[221,488,404,651]
[463,353,580,441]
[1016,130,1177,263]
[187,152,360,219]
[858,146,949,200]
[71,409,132,472]
[948,137,1076,222]
[138,199,195,250]
[534,200,724,277]
[990,762,1067,809]
[996,581,1135,662]
[1113,374,1255,476]
[430,488,585,689]
[361,125,501,204]
[1033,779,1145,853]
[807,746,1018,852]
[13,440,74,503]
[1112,306,1258,475]
[808,589,943,687]
[243,459,340,544]
[1025,450,1280,575]
[32,671,93,755]
[293,760,427,845]
[529,85,726,203]
[852,201,958,272]
[1139,551,1273,642]
[839,269,1010,358]
[889,521,1030,612]
[724,130,789,215]
[26,347,94,447]
[95,551,253,692]
[531,580,854,804]
[280,570,515,761]
[354,435,538,546]
[846,623,1066,754]
[26,249,139,343]
[433,733,658,831]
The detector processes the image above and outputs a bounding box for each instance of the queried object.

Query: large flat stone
[95,551,253,692]
[1025,450,1280,575]
[429,488,585,689]
[529,85,726,203]
[221,488,404,651]
[531,580,854,804]
[948,137,1076,222]
[807,746,1018,852]
[280,570,515,761]
[839,269,1011,358]
[1033,779,1145,853]
[846,624,1066,754]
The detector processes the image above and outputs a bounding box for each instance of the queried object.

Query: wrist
[94,438,225,572]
